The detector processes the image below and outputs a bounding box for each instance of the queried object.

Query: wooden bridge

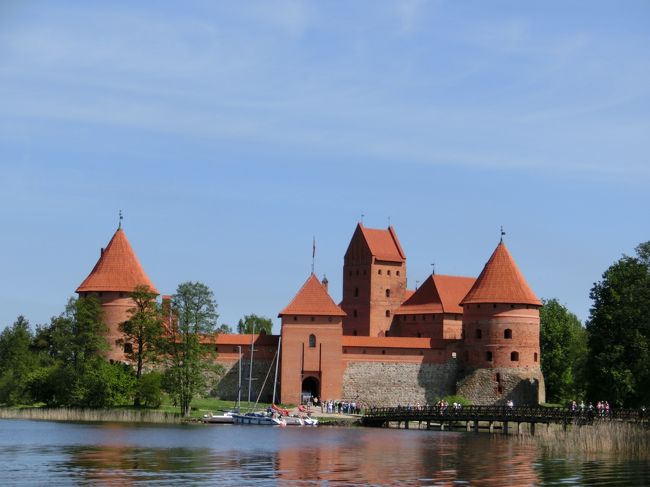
[361,405,647,434]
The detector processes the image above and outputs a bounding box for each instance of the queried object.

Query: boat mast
[237,345,242,413]
[247,334,254,406]
[272,336,281,405]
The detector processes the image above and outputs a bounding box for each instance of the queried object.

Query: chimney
[100,247,104,256]
[321,275,329,292]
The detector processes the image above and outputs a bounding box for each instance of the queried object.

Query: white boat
[232,412,286,426]
[202,411,234,424]
[303,416,319,426]
[283,415,304,426]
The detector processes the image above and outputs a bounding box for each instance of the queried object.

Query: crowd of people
[310,397,361,415]
[570,399,612,416]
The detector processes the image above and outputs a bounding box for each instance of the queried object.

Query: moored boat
[202,411,235,424]
[231,412,286,426]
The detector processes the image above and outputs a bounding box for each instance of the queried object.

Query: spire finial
[415,280,420,290]
[431,263,435,275]
[119,210,123,229]
[500,226,506,243]
[311,236,316,275]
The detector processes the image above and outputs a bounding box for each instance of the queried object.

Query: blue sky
[1,1,648,333]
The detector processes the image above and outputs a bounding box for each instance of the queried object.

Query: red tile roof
[76,227,159,294]
[395,274,475,315]
[359,224,405,262]
[433,275,476,313]
[279,274,346,317]
[461,242,541,306]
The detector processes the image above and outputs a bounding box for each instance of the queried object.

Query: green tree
[217,323,233,334]
[0,316,34,405]
[164,281,218,417]
[237,314,273,334]
[539,299,587,404]
[586,242,650,407]
[118,285,164,405]
[49,296,109,370]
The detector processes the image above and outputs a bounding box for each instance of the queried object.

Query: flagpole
[311,236,315,274]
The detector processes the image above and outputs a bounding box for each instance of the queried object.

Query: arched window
[385,310,390,317]
[511,351,519,362]
[486,351,493,362]
[385,289,390,298]
[476,329,482,339]
[378,269,382,275]
[504,329,512,339]
[309,334,316,348]
[534,352,538,362]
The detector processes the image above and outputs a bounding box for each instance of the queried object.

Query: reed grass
[0,407,180,424]
[519,421,650,459]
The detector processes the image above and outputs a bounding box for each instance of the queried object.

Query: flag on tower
[313,236,316,259]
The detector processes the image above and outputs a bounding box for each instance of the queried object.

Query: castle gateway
[77,223,545,406]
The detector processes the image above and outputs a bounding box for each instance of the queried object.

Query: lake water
[0,419,648,485]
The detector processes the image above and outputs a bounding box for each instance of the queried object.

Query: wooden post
[530,422,536,436]
[503,421,509,434]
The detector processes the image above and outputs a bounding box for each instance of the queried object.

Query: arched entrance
[301,376,320,403]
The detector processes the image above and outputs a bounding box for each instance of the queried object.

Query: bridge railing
[362,405,646,423]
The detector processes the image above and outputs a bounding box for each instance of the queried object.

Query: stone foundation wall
[342,360,459,407]
[211,360,276,403]
[456,367,545,405]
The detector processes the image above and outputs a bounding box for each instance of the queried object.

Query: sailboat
[232,337,286,426]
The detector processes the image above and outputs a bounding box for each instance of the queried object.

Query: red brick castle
[77,223,545,406]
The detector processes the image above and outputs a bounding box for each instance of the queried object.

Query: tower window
[504,329,512,339]
[486,351,493,362]
[534,352,538,362]
[353,330,357,336]
[422,314,426,320]
[476,329,482,339]
[309,334,316,348]
[355,287,359,297]
[385,289,390,298]
[123,343,133,354]
[511,351,519,362]
[417,332,421,338]
[293,316,297,321]
[385,310,390,317]
[493,303,497,309]
[311,316,315,322]
[353,310,358,318]
[387,270,391,276]
[396,271,400,276]
[378,269,382,275]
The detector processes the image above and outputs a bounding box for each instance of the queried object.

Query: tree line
[540,241,650,408]
[0,281,274,417]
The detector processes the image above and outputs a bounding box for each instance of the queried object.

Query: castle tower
[340,223,406,337]
[457,241,545,405]
[76,226,158,362]
[278,274,346,405]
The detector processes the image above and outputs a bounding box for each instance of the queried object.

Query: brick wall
[341,360,459,407]
[456,367,545,405]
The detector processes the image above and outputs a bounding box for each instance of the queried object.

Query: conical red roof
[76,227,159,294]
[461,242,541,306]
[279,274,346,317]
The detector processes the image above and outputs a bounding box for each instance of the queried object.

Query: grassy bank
[0,406,180,424]
[518,421,650,459]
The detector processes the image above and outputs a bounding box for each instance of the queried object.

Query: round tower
[76,226,158,362]
[457,240,545,405]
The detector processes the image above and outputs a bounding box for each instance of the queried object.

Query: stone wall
[342,360,459,407]
[456,367,545,405]
[211,360,276,403]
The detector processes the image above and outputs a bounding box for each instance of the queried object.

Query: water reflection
[1,420,648,486]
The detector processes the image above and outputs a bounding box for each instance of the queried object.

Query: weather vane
[119,210,123,229]
[361,213,365,224]
[431,263,435,275]
[500,226,506,242]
